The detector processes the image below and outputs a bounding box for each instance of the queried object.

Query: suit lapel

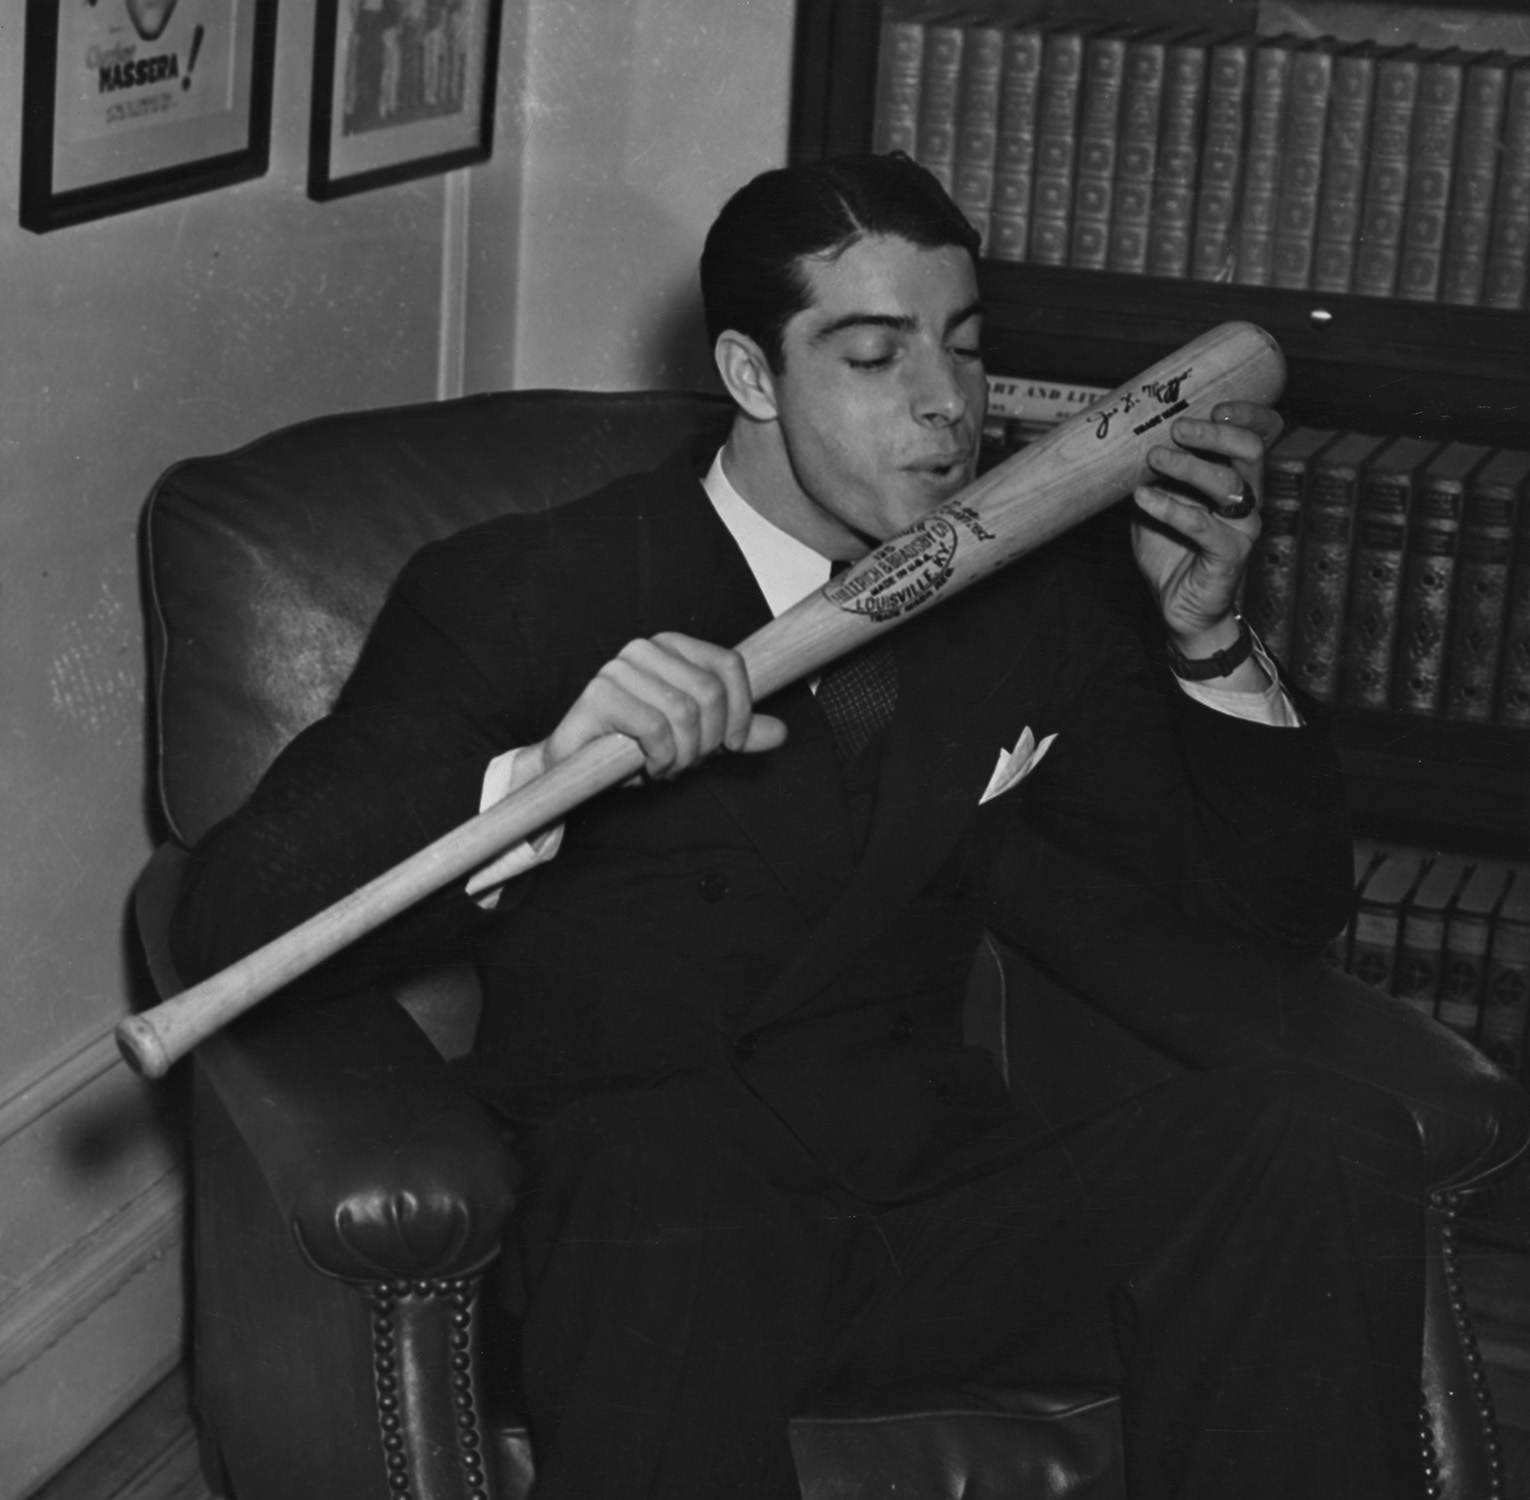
[633,453,858,922]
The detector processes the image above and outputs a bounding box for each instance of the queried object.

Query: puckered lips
[905,447,975,499]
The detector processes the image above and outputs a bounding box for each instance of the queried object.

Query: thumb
[738,714,788,754]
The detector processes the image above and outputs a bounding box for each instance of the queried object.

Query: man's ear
[714,331,779,422]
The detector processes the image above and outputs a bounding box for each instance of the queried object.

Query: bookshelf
[789,0,1530,858]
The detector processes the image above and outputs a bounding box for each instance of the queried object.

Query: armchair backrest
[143,389,733,847]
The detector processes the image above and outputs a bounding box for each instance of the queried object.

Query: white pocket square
[979,728,1057,806]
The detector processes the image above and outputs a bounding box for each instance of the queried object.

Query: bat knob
[116,1016,173,1078]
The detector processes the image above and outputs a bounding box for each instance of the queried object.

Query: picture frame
[308,0,505,202]
[19,0,279,234]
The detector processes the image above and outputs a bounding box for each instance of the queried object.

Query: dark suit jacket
[173,445,1353,1202]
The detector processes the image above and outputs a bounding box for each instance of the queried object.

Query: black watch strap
[1166,616,1255,681]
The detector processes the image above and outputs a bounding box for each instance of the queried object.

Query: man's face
[770,233,985,545]
[124,0,179,42]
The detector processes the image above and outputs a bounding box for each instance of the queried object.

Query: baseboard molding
[0,1021,122,1152]
[1,1248,184,1500]
[0,1171,184,1394]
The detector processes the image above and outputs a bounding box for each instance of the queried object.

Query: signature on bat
[1090,367,1193,441]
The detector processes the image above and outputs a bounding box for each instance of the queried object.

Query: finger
[579,668,683,776]
[1163,415,1265,467]
[739,713,788,754]
[609,641,728,770]
[1144,447,1257,524]
[652,633,756,752]
[1132,485,1254,561]
[1208,400,1284,446]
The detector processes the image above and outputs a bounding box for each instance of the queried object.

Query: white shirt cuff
[465,745,565,907]
[1174,634,1303,728]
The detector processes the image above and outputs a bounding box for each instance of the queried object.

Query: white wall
[0,2,527,1490]
[505,0,797,394]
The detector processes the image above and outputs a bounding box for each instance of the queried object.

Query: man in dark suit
[173,156,1425,1499]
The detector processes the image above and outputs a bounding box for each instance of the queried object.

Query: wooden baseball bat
[117,320,1285,1078]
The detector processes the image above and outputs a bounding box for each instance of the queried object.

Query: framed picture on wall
[19,0,279,233]
[308,0,505,201]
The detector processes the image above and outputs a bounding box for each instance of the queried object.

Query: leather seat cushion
[486,1388,1123,1500]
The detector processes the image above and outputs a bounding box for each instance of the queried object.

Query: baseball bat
[117,320,1285,1078]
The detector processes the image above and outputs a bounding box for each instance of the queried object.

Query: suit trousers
[506,1061,1426,1500]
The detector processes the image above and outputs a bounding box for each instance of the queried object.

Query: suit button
[699,870,729,904]
[888,1012,914,1044]
[733,1032,757,1062]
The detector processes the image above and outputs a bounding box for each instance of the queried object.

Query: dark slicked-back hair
[700,154,981,372]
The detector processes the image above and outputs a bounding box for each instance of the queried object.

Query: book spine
[1442,58,1509,307]
[1391,474,1466,715]
[914,21,967,193]
[1485,66,1530,311]
[1290,458,1364,701]
[1312,48,1376,294]
[1481,903,1530,1077]
[1070,33,1129,271]
[1326,839,1379,974]
[1440,893,1496,1040]
[1244,447,1310,665]
[1498,507,1530,726]
[1445,475,1520,722]
[989,27,1046,263]
[950,24,1008,252]
[1191,39,1252,282]
[1272,47,1335,290]
[1233,39,1295,287]
[1322,926,1352,971]
[1106,32,1168,274]
[1341,461,1415,710]
[871,15,927,157]
[1029,30,1089,267]
[1395,900,1448,1018]
[1397,54,1466,303]
[1146,34,1210,279]
[1351,894,1404,993]
[1355,54,1422,298]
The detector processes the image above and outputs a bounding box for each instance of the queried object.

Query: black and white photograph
[2,2,1528,1499]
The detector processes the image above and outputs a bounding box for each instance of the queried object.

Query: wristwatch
[1166,615,1255,681]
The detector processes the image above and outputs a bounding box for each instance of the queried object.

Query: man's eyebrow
[809,299,986,344]
[945,299,985,335]
[810,312,915,343]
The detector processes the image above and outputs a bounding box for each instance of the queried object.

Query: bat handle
[116,730,648,1077]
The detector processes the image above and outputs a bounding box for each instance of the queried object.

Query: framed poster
[19,0,279,233]
[308,0,504,202]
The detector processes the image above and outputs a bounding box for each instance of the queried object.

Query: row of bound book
[983,376,1530,724]
[874,6,1530,307]
[1333,842,1530,1080]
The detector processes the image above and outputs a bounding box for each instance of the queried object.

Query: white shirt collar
[701,447,830,619]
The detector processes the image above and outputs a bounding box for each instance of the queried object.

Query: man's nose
[910,347,968,426]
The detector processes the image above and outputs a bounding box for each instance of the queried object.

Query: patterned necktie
[818,562,899,766]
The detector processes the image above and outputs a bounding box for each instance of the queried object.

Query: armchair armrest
[135,842,517,1283]
[986,828,1530,1193]
[198,993,517,1281]
[1265,958,1528,1192]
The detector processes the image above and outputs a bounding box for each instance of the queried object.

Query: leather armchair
[136,388,1530,1500]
